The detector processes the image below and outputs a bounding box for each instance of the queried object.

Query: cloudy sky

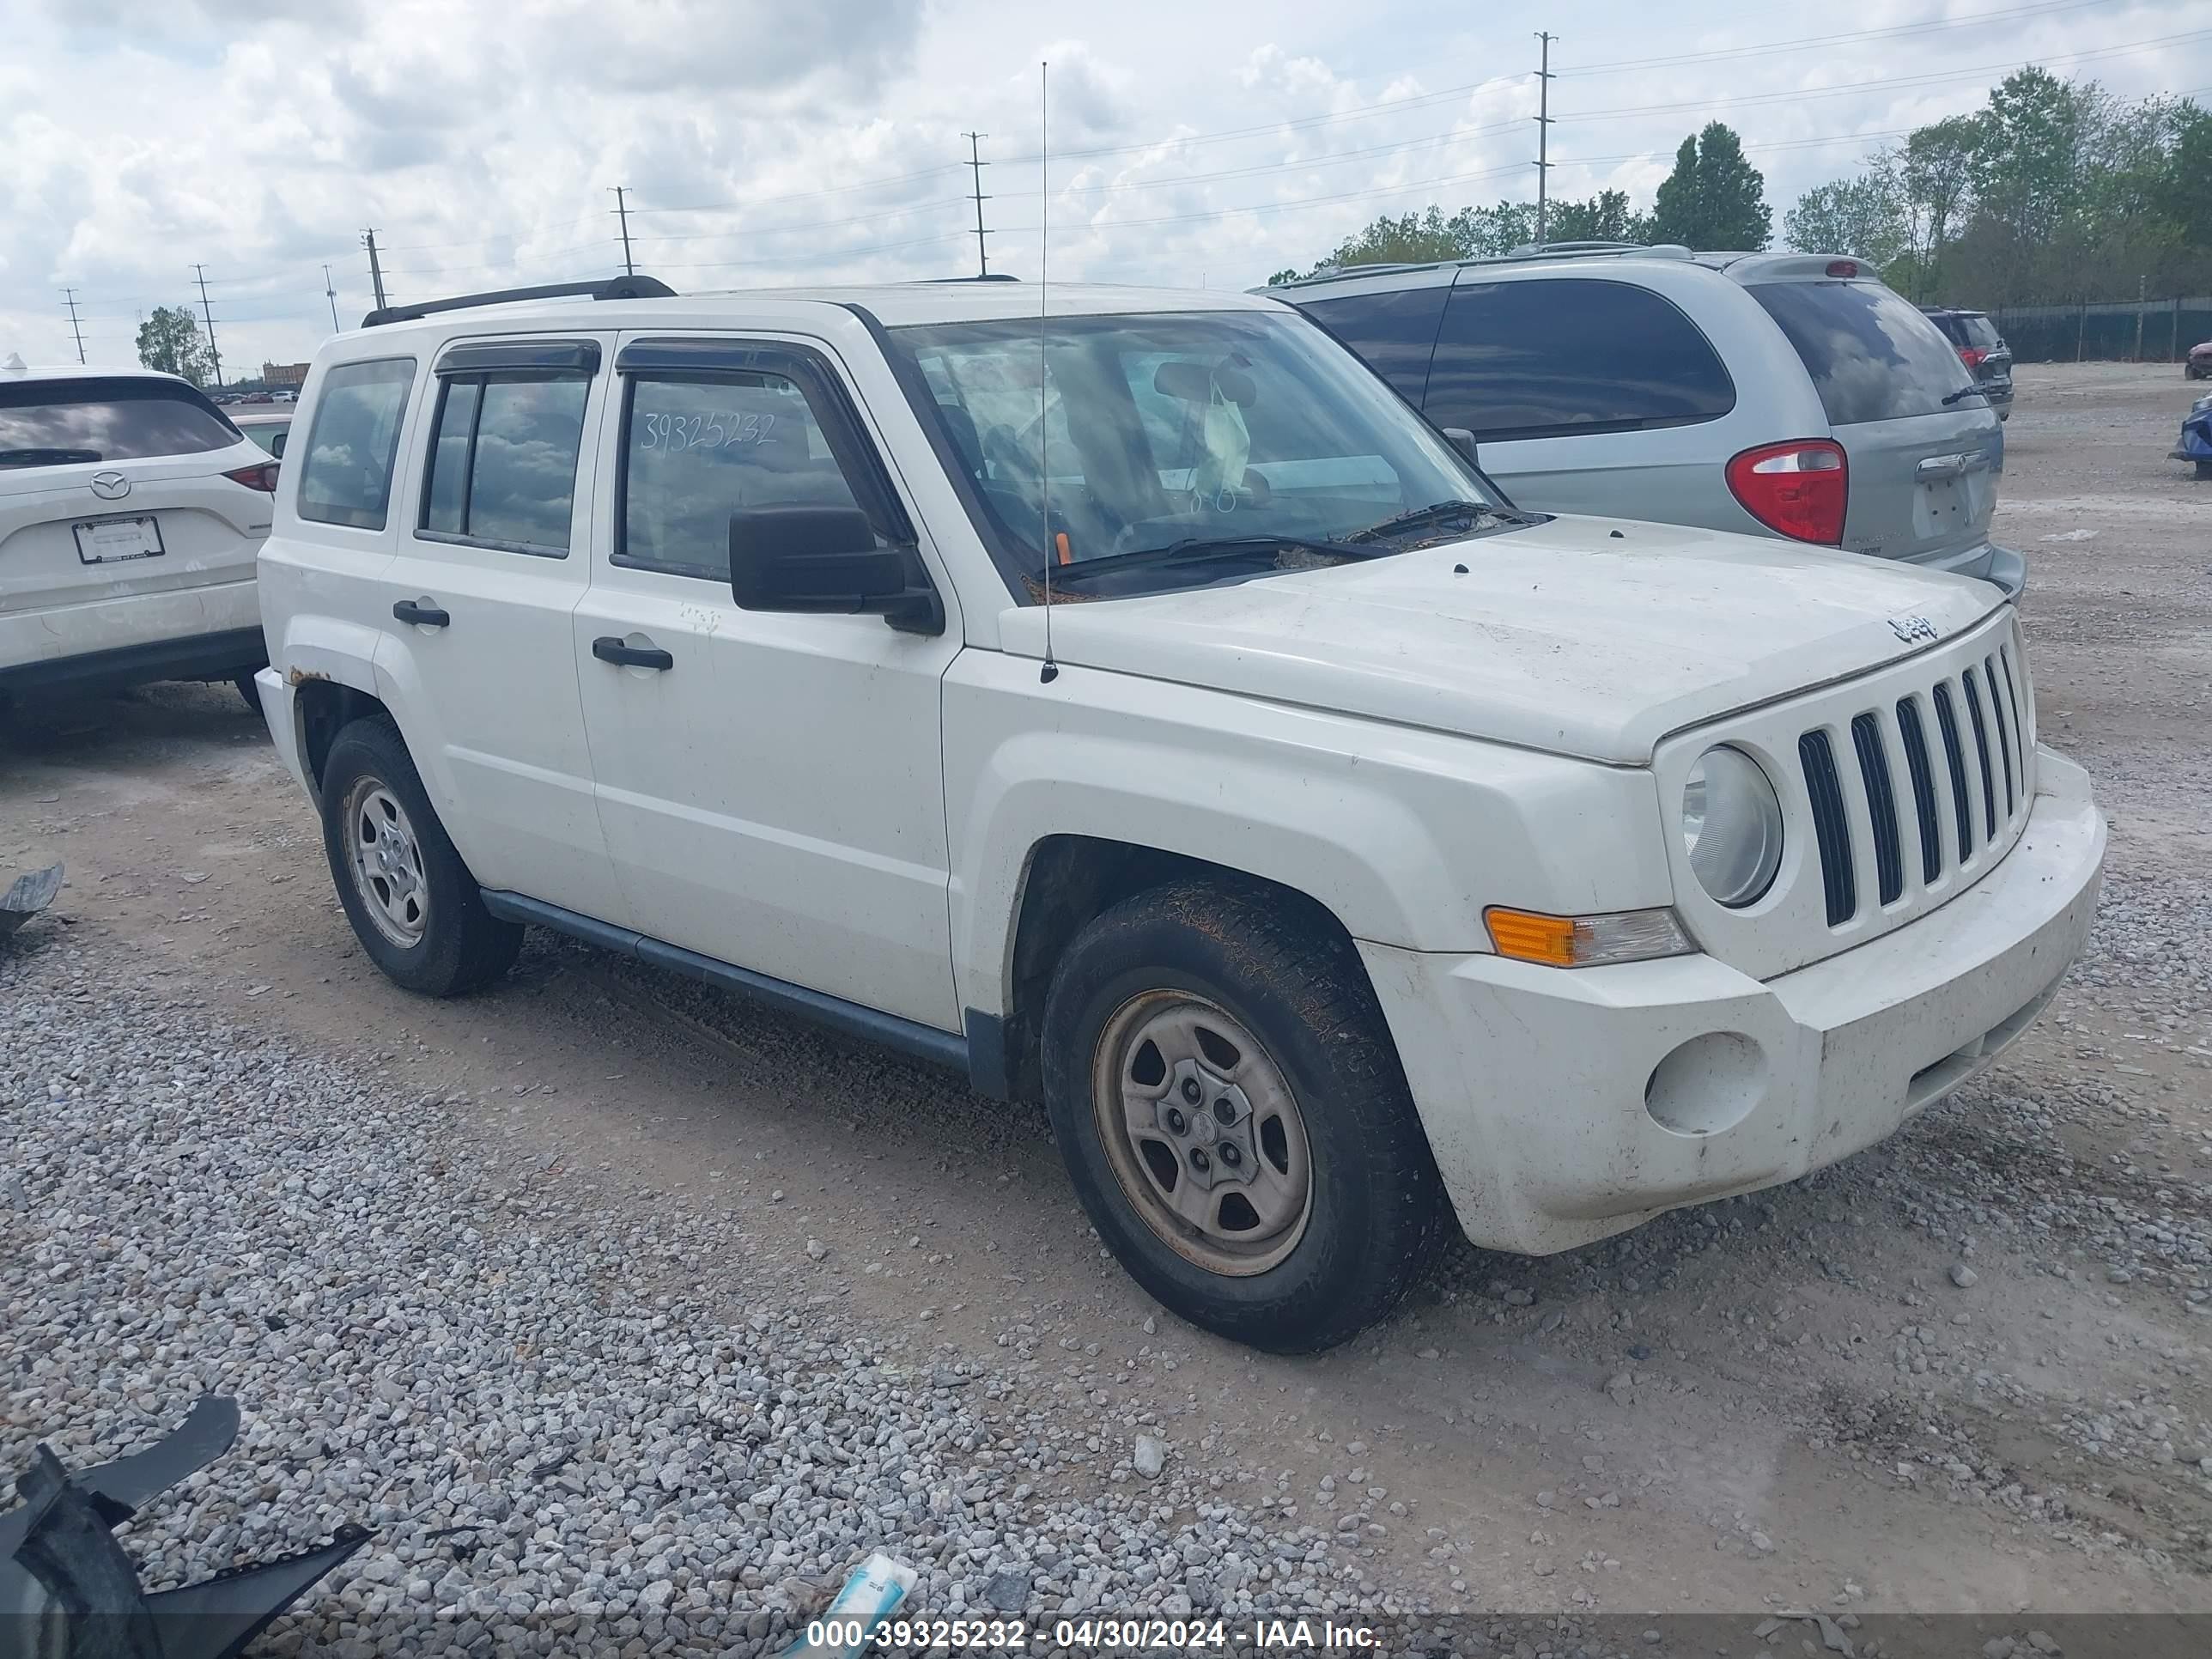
[3,0,2205,378]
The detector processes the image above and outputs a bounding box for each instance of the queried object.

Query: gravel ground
[3,931,1424,1656]
[3,362,2209,1650]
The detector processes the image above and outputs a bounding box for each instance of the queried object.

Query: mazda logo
[90,471,131,501]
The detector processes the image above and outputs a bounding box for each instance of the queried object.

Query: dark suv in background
[1920,307,2014,420]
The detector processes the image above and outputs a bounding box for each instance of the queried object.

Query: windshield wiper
[1344,498,1504,544]
[1940,384,1989,406]
[1048,532,1376,583]
[0,447,103,467]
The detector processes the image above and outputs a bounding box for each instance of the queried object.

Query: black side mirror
[1442,427,1480,467]
[727,506,943,634]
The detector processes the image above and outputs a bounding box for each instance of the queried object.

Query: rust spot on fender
[286,666,331,686]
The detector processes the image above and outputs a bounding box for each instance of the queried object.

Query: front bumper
[1363,746,2104,1255]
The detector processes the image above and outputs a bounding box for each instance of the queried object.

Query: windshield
[886,308,1510,598]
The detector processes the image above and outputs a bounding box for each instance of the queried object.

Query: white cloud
[2,0,2204,374]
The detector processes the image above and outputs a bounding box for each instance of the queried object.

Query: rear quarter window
[1752,283,1972,426]
[1292,286,1449,404]
[1423,277,1735,441]
[0,377,239,467]
[298,358,417,531]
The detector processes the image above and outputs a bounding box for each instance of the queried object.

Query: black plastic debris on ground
[0,1396,368,1659]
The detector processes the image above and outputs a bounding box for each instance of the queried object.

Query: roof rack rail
[917,273,1021,283]
[362,274,676,329]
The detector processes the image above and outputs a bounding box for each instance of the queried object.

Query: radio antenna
[1037,58,1059,685]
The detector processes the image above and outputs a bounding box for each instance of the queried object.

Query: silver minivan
[1270,246,2024,594]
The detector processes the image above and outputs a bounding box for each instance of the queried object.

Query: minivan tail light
[223,461,281,492]
[1725,440,1847,544]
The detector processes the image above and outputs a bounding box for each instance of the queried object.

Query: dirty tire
[234,672,263,714]
[319,715,522,997]
[2197,459,2212,481]
[1041,880,1446,1353]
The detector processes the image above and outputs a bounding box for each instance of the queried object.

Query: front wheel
[319,716,521,996]
[2197,459,2212,481]
[1041,882,1446,1352]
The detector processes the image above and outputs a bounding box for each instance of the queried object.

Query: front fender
[942,653,1675,1019]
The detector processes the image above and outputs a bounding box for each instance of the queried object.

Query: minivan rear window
[0,377,239,467]
[1423,277,1736,442]
[1751,282,1974,426]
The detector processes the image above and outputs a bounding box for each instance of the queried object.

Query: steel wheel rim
[342,777,429,948]
[1091,989,1313,1277]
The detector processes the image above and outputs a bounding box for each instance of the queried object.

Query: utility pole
[325,264,341,331]
[1533,32,1557,246]
[611,186,635,276]
[362,229,387,312]
[60,289,87,364]
[962,131,992,278]
[191,264,224,389]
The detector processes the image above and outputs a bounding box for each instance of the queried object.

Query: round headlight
[1681,746,1784,908]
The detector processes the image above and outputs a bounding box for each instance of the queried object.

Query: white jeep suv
[2,361,278,705]
[254,277,2105,1352]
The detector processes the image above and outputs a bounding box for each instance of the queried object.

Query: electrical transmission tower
[611,186,636,276]
[60,289,87,364]
[962,131,992,278]
[1533,32,1557,246]
[191,264,224,388]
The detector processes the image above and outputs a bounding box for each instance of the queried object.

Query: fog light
[1644,1032,1766,1137]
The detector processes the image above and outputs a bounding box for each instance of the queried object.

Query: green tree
[136,305,212,386]
[1784,156,1911,267]
[1544,189,1655,244]
[2154,103,2212,246]
[1971,65,2089,244]
[1899,115,1984,294]
[1649,123,1771,250]
[1267,198,1537,283]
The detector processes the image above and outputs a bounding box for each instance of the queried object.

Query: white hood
[1008,516,2009,764]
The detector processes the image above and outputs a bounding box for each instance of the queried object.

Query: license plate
[73,515,165,564]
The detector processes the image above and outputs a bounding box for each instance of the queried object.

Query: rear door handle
[392,599,450,628]
[592,636,674,672]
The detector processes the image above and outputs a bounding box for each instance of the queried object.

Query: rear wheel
[319,716,521,996]
[1041,881,1446,1352]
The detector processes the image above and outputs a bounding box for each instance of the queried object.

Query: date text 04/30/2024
[805,1618,1381,1650]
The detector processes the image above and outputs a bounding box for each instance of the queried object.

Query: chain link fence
[1989,296,2212,364]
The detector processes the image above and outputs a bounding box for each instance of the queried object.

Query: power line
[1559,0,2114,76]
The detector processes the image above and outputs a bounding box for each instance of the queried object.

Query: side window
[618,370,873,582]
[1425,278,1735,441]
[1296,286,1449,404]
[298,358,416,530]
[416,371,590,554]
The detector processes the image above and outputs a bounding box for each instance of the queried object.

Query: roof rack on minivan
[1268,242,1698,292]
[362,274,676,329]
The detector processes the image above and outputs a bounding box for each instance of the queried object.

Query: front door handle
[392,599,450,628]
[592,636,674,672]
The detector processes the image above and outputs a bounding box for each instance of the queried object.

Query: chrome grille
[1797,635,2034,928]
